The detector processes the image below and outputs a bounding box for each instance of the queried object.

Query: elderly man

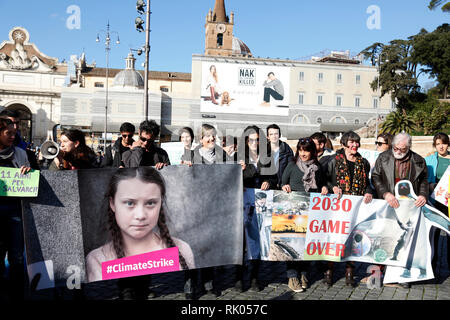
[372,132,428,208]
[371,132,428,288]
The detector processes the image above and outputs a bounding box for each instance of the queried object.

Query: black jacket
[243,155,278,190]
[275,141,294,189]
[101,137,134,168]
[121,144,170,168]
[371,150,428,199]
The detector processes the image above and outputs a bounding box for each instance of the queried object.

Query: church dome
[113,52,144,88]
[232,37,252,57]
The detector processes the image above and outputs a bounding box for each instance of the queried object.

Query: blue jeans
[263,87,283,103]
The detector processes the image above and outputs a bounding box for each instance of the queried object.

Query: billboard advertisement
[200,61,290,116]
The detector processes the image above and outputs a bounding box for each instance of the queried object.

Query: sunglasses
[140,136,153,143]
[299,138,311,144]
[122,134,134,138]
[375,141,388,146]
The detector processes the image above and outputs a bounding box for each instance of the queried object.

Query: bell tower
[205,0,234,56]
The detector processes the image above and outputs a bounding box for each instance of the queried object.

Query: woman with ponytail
[86,167,195,284]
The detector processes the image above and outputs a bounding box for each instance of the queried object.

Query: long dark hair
[238,125,271,164]
[105,167,188,269]
[293,137,319,164]
[60,129,96,169]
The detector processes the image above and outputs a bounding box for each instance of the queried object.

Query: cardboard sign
[0,167,39,197]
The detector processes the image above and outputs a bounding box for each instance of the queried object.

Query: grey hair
[392,132,412,148]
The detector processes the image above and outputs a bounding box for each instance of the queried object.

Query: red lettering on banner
[306,241,346,257]
[317,242,327,255]
[311,197,353,212]
[335,243,346,257]
[309,220,349,235]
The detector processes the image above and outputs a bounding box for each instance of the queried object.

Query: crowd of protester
[0,108,449,300]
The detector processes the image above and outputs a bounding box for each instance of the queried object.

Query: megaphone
[41,140,60,160]
[40,130,60,160]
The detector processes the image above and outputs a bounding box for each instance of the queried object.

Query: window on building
[317,94,323,105]
[298,92,304,105]
[355,75,361,85]
[293,114,307,124]
[337,73,342,84]
[318,72,324,82]
[373,97,378,109]
[217,34,223,47]
[336,95,342,107]
[317,117,322,124]
[94,82,104,88]
[391,100,397,109]
[333,116,345,124]
[160,86,169,92]
[355,96,361,107]
[355,119,360,124]
[299,71,304,81]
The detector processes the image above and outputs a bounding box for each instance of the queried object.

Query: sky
[0,0,448,88]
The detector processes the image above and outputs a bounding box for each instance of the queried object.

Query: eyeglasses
[375,141,388,146]
[393,147,408,153]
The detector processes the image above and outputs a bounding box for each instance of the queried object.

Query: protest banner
[431,166,450,209]
[0,167,39,197]
[249,179,450,285]
[22,164,243,288]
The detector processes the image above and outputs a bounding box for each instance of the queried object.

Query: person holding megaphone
[49,129,98,171]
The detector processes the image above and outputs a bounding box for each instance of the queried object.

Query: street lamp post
[136,0,151,120]
[96,22,120,152]
[375,52,388,138]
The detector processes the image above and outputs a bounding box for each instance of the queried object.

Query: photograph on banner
[254,190,273,260]
[431,166,450,207]
[0,166,40,197]
[342,196,421,267]
[383,180,450,284]
[268,190,309,261]
[200,61,290,116]
[22,164,244,287]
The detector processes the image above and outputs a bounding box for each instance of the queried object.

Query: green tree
[411,24,450,98]
[428,0,450,12]
[365,39,420,114]
[381,111,415,135]
[360,42,384,66]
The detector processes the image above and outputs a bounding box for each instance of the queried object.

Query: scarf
[296,158,318,192]
[335,148,367,196]
[199,147,216,164]
[0,145,14,160]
